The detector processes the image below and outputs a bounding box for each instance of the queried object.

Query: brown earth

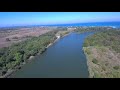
[0,27,52,48]
[83,46,120,78]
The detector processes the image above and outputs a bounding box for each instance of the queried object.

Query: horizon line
[0,21,120,28]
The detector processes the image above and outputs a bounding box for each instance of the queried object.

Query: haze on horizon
[0,12,120,27]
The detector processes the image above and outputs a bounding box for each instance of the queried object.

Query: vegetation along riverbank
[0,27,71,78]
[1,26,119,78]
[83,30,120,78]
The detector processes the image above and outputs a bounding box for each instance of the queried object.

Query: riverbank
[0,31,57,78]
[46,33,69,48]
[10,32,90,78]
[83,46,120,78]
[46,32,70,49]
[0,31,71,78]
[83,30,120,78]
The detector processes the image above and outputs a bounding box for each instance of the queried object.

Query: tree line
[75,26,116,33]
[83,30,120,53]
[0,30,58,76]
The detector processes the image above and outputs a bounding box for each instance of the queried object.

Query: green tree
[14,52,23,65]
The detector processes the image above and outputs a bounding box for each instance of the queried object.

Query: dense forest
[0,30,58,77]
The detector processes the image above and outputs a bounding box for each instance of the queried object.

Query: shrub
[92,58,98,64]
[1,69,7,76]
[6,38,10,41]
[85,48,91,55]
[12,36,18,39]
[100,47,106,52]
[94,72,101,78]
[105,63,109,66]
[113,66,119,70]
[102,66,106,71]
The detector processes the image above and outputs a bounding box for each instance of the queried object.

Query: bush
[113,66,119,70]
[102,66,106,71]
[6,38,10,41]
[85,48,91,55]
[92,58,98,64]
[2,69,7,76]
[12,36,18,39]
[105,63,109,66]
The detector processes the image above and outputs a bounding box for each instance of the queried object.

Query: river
[11,32,94,78]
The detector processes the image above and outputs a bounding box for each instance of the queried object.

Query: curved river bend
[11,32,94,78]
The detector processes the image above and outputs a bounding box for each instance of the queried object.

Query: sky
[0,12,120,27]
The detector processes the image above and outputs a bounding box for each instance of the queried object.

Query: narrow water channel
[11,32,94,78]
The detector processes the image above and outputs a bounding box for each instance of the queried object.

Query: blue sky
[0,12,120,27]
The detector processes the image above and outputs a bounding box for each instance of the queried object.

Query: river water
[11,32,94,78]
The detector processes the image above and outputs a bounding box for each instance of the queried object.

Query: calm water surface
[11,32,94,78]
